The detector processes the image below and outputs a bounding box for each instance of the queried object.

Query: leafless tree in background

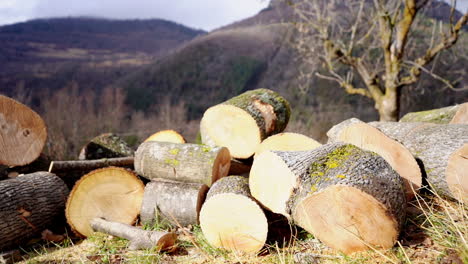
[292,0,467,121]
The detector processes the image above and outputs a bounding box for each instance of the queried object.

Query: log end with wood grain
[200,89,291,159]
[255,132,321,157]
[65,167,144,237]
[144,129,186,144]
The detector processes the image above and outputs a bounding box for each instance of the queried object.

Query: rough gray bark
[78,133,133,160]
[206,176,251,199]
[49,157,134,172]
[135,141,230,187]
[140,179,209,227]
[400,103,468,124]
[0,172,69,251]
[90,218,176,251]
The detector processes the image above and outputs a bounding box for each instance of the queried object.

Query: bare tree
[292,0,467,121]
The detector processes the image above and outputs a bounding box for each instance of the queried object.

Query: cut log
[1,153,50,179]
[134,141,231,187]
[144,129,186,144]
[65,167,144,237]
[49,157,134,172]
[255,132,321,157]
[200,176,268,253]
[78,133,134,160]
[250,143,406,254]
[200,88,291,159]
[229,159,252,176]
[327,118,422,200]
[400,103,468,124]
[0,95,47,167]
[90,218,176,251]
[140,179,209,227]
[368,121,468,201]
[0,172,69,251]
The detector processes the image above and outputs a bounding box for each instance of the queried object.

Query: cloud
[0,0,36,25]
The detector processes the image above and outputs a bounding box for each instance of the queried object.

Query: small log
[144,129,186,143]
[0,95,47,167]
[66,167,144,237]
[200,88,291,159]
[90,218,176,251]
[49,157,134,172]
[140,179,209,227]
[78,133,134,160]
[255,132,321,157]
[327,118,422,200]
[400,103,468,124]
[200,176,268,253]
[250,143,406,254]
[134,141,231,187]
[0,172,69,251]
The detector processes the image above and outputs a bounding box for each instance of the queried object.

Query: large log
[400,103,468,124]
[368,121,468,202]
[200,176,268,253]
[250,143,406,254]
[255,132,321,157]
[134,141,231,187]
[78,133,134,160]
[65,167,144,237]
[144,129,186,143]
[0,95,47,167]
[327,118,422,200]
[0,172,69,251]
[140,179,209,227]
[200,88,291,159]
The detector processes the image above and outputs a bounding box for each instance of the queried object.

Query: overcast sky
[0,0,466,31]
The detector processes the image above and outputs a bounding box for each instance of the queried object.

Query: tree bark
[49,157,134,172]
[0,95,47,167]
[200,88,291,159]
[0,172,69,251]
[78,133,134,160]
[140,179,209,227]
[144,129,186,143]
[90,218,176,251]
[400,103,468,124]
[135,141,231,187]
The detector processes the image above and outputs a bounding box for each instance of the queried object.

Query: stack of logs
[0,92,467,256]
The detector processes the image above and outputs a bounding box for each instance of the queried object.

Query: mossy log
[90,218,176,251]
[368,121,468,202]
[255,132,321,157]
[327,118,422,200]
[135,141,231,187]
[66,167,144,237]
[140,179,209,227]
[200,176,268,253]
[0,95,47,167]
[0,172,69,251]
[78,133,134,160]
[144,129,186,144]
[200,88,291,159]
[250,143,406,254]
[400,103,468,124]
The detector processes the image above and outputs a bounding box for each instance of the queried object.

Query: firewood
[229,159,251,176]
[0,172,69,251]
[140,179,209,227]
[255,132,321,157]
[400,103,468,124]
[90,218,176,251]
[327,118,422,200]
[200,176,268,253]
[135,141,231,187]
[49,157,134,172]
[0,95,47,167]
[250,143,406,254]
[65,167,144,237]
[144,129,186,143]
[200,88,291,159]
[78,133,134,160]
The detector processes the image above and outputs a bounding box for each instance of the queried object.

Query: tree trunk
[0,172,69,251]
[134,141,231,187]
[368,121,468,202]
[90,218,176,251]
[0,95,47,167]
[254,132,321,158]
[200,88,291,159]
[200,176,268,253]
[377,92,399,122]
[140,179,209,227]
[400,103,468,124]
[78,133,134,160]
[66,167,144,237]
[327,118,422,200]
[144,129,186,144]
[250,143,406,254]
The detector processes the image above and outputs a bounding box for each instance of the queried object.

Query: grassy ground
[16,191,467,264]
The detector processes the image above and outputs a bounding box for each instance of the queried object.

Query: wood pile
[1,93,466,256]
